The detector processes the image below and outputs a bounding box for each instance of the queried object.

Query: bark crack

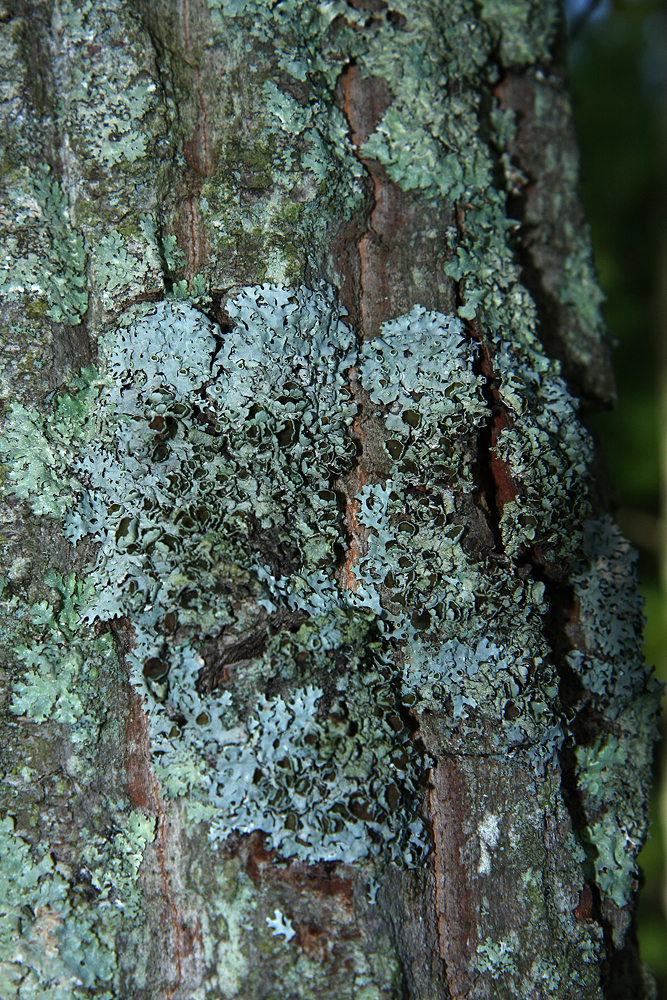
[339,62,396,340]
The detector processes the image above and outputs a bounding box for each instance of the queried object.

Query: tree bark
[0,1,660,998]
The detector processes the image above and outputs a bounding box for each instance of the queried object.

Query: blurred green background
[566,0,667,987]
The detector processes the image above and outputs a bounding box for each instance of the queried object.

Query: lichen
[91,222,164,315]
[0,165,88,325]
[0,0,656,992]
[0,554,154,996]
[1,286,588,872]
[477,0,559,67]
[493,348,594,559]
[567,519,661,913]
[0,774,154,998]
[2,291,430,865]
[266,909,296,943]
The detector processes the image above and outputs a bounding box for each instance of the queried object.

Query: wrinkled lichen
[1,282,596,870]
[0,0,658,994]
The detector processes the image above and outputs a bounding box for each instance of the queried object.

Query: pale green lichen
[477,0,559,66]
[51,0,160,170]
[568,520,661,911]
[0,365,101,519]
[91,222,164,314]
[0,166,88,325]
[569,519,657,717]
[9,571,101,741]
[0,562,156,998]
[558,238,607,341]
[201,68,364,285]
[0,0,169,334]
[0,806,154,999]
[493,349,594,559]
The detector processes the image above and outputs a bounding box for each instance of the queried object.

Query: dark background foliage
[566,0,667,986]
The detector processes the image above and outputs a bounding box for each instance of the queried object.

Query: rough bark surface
[0,1,660,999]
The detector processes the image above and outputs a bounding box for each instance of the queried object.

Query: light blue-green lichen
[1,281,645,928]
[266,908,296,943]
[358,308,488,482]
[2,290,427,864]
[350,472,560,753]
[1,286,591,868]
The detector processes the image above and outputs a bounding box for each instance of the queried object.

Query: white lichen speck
[478,811,501,876]
[266,909,296,943]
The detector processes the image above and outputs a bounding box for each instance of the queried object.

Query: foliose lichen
[1,280,595,870]
[493,348,593,559]
[0,809,154,999]
[0,165,88,325]
[569,519,661,913]
[1,291,427,865]
[0,571,155,997]
[0,0,658,991]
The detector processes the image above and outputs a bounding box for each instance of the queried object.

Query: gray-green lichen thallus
[0,0,659,997]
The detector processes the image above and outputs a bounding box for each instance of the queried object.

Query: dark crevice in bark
[333,60,366,335]
[135,15,180,293]
[196,609,308,694]
[135,4,204,291]
[602,913,645,1000]
[337,60,386,342]
[469,341,509,559]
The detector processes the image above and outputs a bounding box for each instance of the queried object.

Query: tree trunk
[0,1,660,998]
